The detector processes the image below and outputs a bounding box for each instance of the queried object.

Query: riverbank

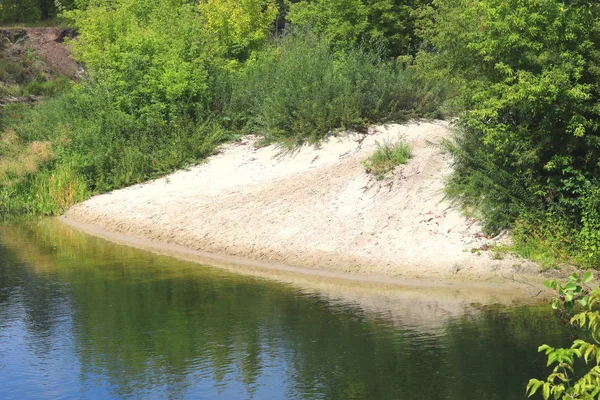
[62,121,568,292]
[16,217,540,325]
[61,121,562,292]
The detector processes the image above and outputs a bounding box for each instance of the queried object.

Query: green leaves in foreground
[544,272,594,311]
[528,272,600,399]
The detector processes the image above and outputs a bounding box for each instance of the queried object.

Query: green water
[0,220,569,399]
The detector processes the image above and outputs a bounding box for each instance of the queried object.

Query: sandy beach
[61,121,552,289]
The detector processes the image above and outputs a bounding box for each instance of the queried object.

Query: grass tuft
[362,139,412,180]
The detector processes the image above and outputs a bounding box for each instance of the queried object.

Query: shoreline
[3,216,548,330]
[58,214,548,304]
[59,121,565,301]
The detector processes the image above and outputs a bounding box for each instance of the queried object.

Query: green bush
[509,215,575,270]
[228,30,445,147]
[0,0,41,24]
[0,85,223,215]
[0,0,77,24]
[426,0,600,266]
[64,0,213,123]
[287,0,431,57]
[528,272,600,399]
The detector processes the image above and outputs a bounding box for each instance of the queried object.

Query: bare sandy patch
[62,121,555,290]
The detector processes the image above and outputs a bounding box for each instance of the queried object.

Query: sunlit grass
[362,139,412,180]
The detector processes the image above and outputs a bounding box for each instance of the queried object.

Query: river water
[0,220,569,399]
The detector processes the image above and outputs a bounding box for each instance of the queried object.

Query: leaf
[527,379,544,397]
[565,292,574,302]
[539,344,553,353]
[543,382,550,399]
[584,271,594,283]
[552,385,565,399]
[544,280,557,289]
[584,344,595,363]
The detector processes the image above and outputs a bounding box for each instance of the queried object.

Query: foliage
[426,0,600,266]
[228,30,444,147]
[527,272,600,399]
[0,0,76,23]
[362,139,411,180]
[0,83,222,215]
[198,0,278,66]
[288,0,368,52]
[0,0,41,23]
[577,188,600,268]
[63,0,212,123]
[509,217,575,271]
[287,0,431,57]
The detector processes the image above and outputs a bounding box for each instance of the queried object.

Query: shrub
[198,0,278,66]
[362,139,412,179]
[426,0,600,265]
[0,85,223,215]
[287,0,431,57]
[228,30,444,147]
[64,0,212,122]
[0,0,41,24]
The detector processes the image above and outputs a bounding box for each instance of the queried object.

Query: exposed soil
[19,28,80,78]
[0,27,81,79]
[63,121,562,291]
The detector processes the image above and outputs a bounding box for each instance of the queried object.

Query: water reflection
[0,220,569,399]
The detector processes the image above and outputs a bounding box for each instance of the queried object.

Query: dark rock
[0,29,28,43]
[55,28,78,43]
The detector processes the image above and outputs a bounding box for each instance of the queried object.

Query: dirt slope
[24,28,80,78]
[63,121,547,284]
[0,27,80,79]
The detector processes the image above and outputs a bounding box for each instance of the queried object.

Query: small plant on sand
[362,139,411,180]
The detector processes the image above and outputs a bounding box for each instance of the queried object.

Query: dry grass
[0,129,53,183]
[48,164,88,211]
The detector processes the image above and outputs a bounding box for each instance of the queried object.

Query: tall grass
[362,139,412,180]
[0,84,223,215]
[228,31,448,147]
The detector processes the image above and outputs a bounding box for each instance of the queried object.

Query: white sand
[62,121,546,284]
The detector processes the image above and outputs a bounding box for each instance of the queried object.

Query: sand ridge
[63,121,545,284]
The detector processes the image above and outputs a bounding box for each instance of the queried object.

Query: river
[0,220,569,399]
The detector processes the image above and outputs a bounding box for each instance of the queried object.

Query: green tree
[287,0,429,56]
[198,0,278,66]
[64,0,212,121]
[424,0,600,262]
[0,0,41,23]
